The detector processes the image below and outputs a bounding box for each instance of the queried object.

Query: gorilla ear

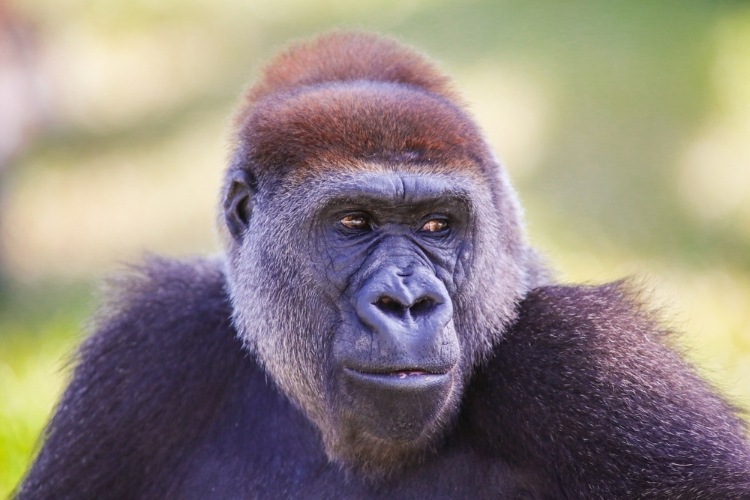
[223,170,256,242]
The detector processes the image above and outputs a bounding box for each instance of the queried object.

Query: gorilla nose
[374,295,438,319]
[354,266,453,338]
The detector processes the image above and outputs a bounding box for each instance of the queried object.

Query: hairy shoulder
[465,282,750,498]
[18,256,253,498]
[513,280,661,335]
[68,256,246,395]
[505,281,673,361]
[84,255,234,363]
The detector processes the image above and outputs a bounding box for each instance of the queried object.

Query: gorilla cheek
[228,245,340,426]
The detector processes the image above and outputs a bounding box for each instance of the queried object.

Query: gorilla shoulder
[82,257,238,378]
[17,257,260,498]
[468,282,750,498]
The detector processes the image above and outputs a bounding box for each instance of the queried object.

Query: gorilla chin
[339,368,456,443]
[331,363,461,478]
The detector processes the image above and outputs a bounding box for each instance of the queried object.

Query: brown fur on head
[232,32,494,181]
[238,31,459,117]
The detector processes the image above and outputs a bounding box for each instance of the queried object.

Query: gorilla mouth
[393,370,428,378]
[344,366,447,376]
[340,366,455,443]
[343,367,451,389]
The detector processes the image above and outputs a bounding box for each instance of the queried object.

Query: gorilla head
[221,32,542,475]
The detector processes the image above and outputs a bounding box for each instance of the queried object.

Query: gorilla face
[322,173,468,448]
[223,163,530,475]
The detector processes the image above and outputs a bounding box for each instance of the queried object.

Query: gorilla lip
[394,370,428,378]
[372,369,430,378]
[344,365,448,375]
[344,367,448,381]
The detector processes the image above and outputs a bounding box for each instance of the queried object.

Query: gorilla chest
[174,446,549,499]
[170,408,552,499]
[161,367,555,498]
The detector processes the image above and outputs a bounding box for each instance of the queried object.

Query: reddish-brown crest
[234,32,491,178]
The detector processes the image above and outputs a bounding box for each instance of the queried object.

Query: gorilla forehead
[237,81,492,178]
[291,170,480,209]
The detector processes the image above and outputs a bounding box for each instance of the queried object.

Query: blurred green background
[1,0,749,494]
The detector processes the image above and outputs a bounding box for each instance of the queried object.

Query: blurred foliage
[1,0,749,495]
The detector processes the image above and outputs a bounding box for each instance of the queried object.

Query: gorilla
[17,32,750,498]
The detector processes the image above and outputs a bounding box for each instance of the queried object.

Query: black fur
[469,283,750,498]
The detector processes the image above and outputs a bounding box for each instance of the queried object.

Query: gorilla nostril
[373,295,436,319]
[375,296,406,316]
[410,297,435,316]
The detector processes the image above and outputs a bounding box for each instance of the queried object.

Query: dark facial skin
[225,169,479,471]
[321,174,467,443]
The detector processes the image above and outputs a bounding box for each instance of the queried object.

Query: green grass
[0,283,94,496]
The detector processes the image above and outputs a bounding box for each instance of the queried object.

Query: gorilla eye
[340,214,372,231]
[420,218,450,233]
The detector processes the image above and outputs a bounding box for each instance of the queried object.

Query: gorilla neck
[322,397,463,480]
